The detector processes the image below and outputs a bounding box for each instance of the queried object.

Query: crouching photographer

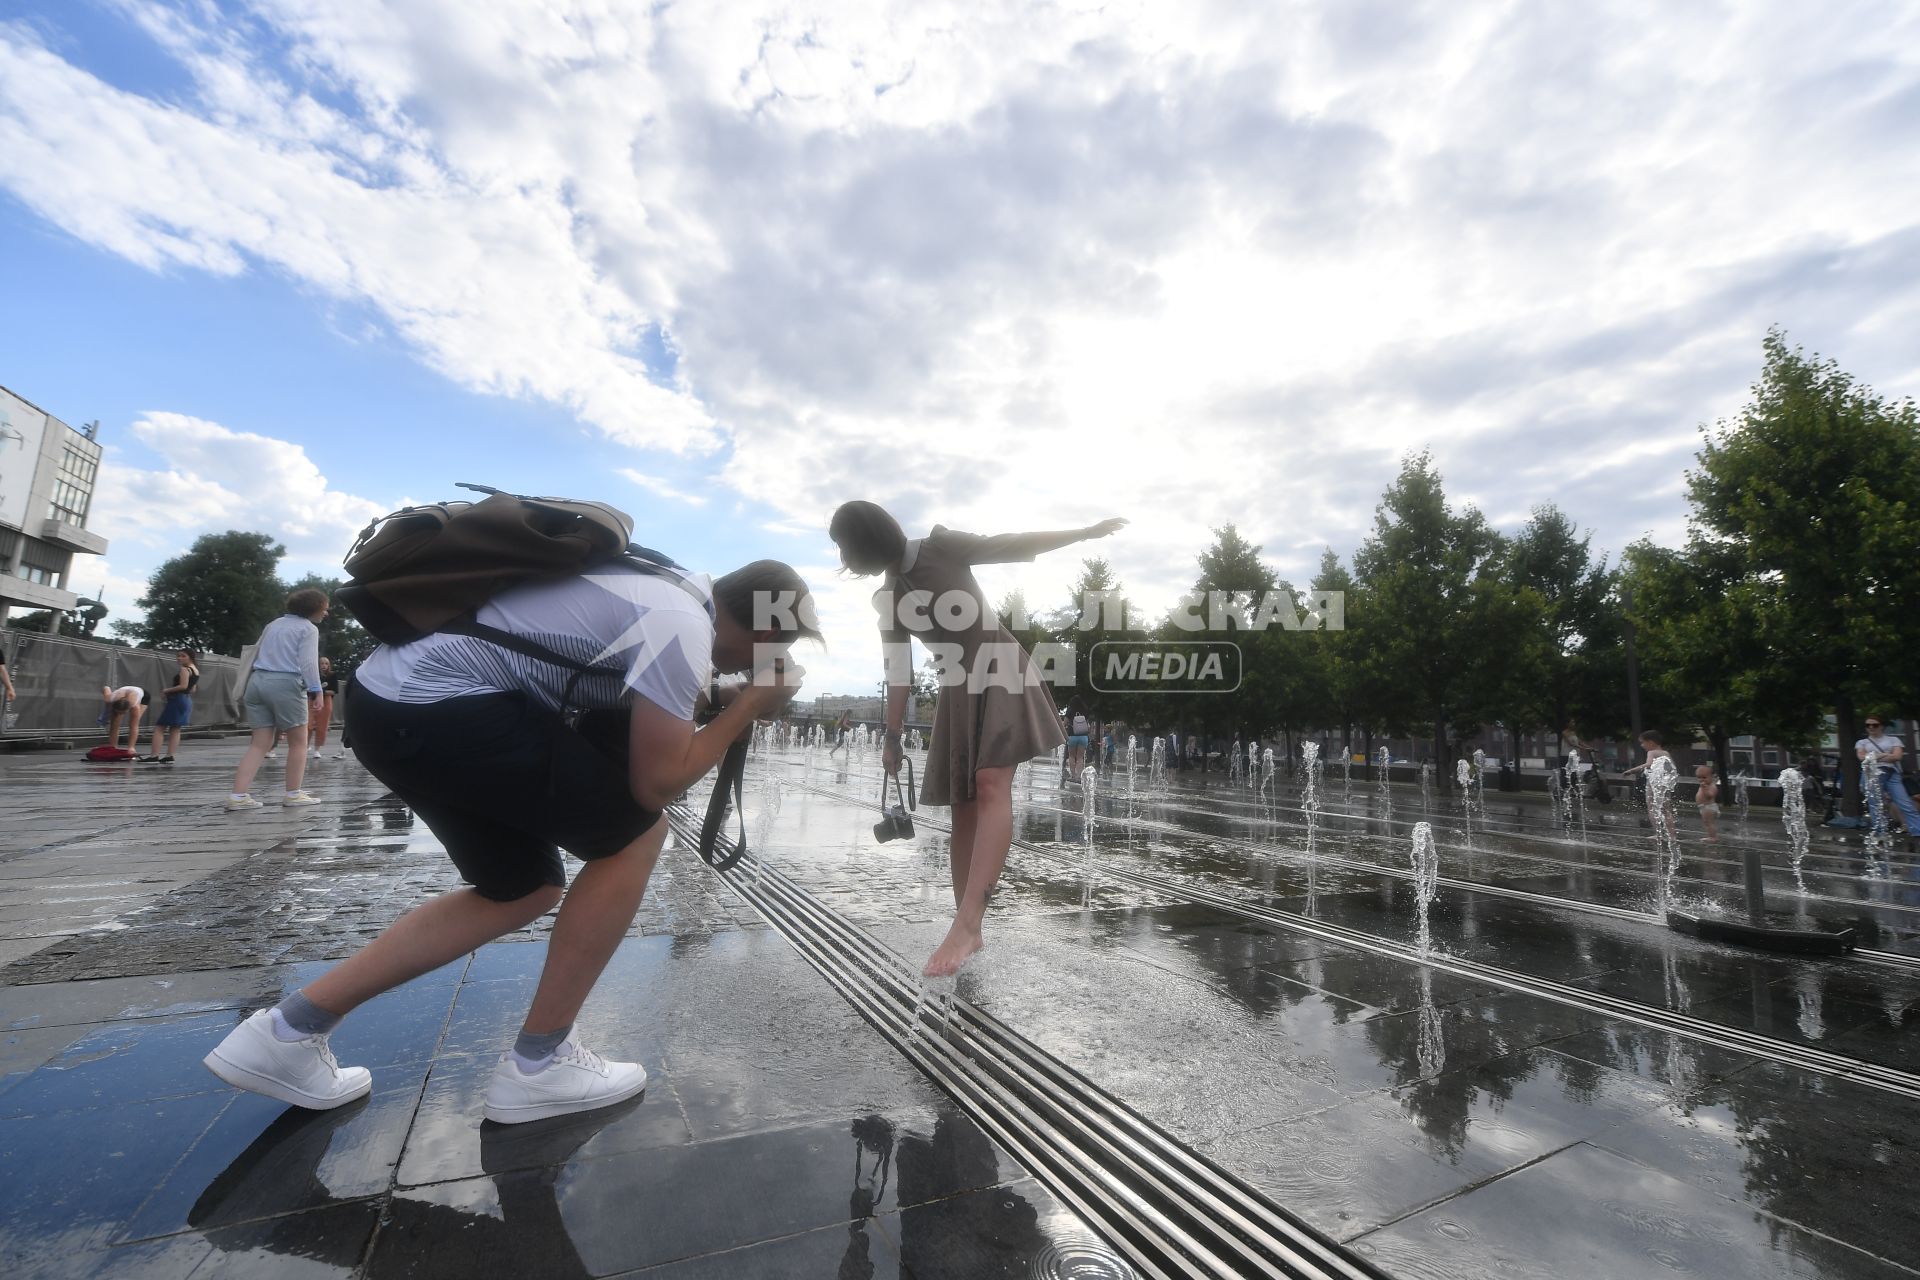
[204,493,816,1125]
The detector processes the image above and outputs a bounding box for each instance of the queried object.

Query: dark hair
[286,587,329,618]
[828,501,907,576]
[1066,695,1089,716]
[1639,731,1663,746]
[177,647,198,662]
[712,560,822,645]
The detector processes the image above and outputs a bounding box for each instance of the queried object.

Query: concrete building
[0,385,109,629]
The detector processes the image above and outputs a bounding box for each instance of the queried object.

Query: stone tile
[0,1011,240,1116]
[1196,1099,1488,1240]
[1590,1061,1920,1271]
[1351,1141,1913,1279]
[118,1065,426,1240]
[879,1177,1137,1280]
[372,1109,1013,1279]
[19,1201,381,1280]
[0,1093,230,1266]
[396,1052,688,1188]
[611,1218,906,1278]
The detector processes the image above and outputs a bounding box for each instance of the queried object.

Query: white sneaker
[483,1041,648,1124]
[225,794,263,811]
[283,791,320,807]
[203,1009,371,1110]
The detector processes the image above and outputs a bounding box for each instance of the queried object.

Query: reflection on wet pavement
[767,753,1920,1276]
[7,741,1920,1277]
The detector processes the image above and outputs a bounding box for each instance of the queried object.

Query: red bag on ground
[84,746,137,762]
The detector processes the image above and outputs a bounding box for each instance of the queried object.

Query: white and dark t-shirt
[1857,734,1905,771]
[355,565,715,720]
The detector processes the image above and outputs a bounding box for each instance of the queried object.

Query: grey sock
[514,1024,573,1063]
[276,990,344,1037]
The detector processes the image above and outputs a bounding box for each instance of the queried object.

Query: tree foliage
[114,531,287,656]
[1669,329,1920,800]
[1351,451,1512,763]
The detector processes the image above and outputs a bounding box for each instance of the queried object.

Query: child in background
[1694,764,1720,843]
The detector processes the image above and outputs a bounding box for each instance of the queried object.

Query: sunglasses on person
[1866,721,1883,729]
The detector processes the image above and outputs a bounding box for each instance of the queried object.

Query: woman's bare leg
[284,725,310,791]
[231,727,277,794]
[947,798,979,907]
[926,765,1014,976]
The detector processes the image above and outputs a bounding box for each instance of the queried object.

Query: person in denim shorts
[226,588,328,810]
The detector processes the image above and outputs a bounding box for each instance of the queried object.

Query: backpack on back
[338,484,645,645]
[336,484,747,869]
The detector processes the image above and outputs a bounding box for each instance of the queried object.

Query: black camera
[873,755,918,844]
[873,804,916,843]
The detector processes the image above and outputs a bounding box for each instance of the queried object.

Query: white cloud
[3,0,1919,654]
[92,412,387,592]
[617,468,708,507]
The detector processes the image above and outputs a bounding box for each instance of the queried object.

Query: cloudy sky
[2,0,1916,695]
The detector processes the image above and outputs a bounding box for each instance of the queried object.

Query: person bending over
[203,558,814,1122]
[830,501,1124,977]
[99,684,148,751]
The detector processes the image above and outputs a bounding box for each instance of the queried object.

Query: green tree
[1619,540,1790,787]
[113,531,286,655]
[1045,556,1141,719]
[1496,506,1619,763]
[1298,547,1360,764]
[1682,330,1920,809]
[1351,452,1509,767]
[1182,524,1280,744]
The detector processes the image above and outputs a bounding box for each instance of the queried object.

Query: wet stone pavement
[0,744,1110,1278]
[2,740,1918,1277]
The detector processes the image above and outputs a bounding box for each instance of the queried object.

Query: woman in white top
[227,589,327,810]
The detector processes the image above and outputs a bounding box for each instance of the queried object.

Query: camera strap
[878,756,917,813]
[698,738,750,872]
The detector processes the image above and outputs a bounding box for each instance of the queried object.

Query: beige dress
[877,526,1067,806]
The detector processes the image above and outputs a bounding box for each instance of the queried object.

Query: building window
[18,564,53,586]
[47,444,97,526]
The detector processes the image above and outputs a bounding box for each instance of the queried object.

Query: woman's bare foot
[924,925,984,977]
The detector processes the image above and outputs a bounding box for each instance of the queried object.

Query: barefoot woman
[830,502,1125,976]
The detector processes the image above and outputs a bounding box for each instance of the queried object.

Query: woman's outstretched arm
[961,519,1127,565]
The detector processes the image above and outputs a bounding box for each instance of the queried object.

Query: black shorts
[343,684,658,901]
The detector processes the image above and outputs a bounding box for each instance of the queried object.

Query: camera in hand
[873,803,915,843]
[872,753,917,844]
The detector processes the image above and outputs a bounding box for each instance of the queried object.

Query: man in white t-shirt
[1856,716,1920,841]
[204,558,817,1124]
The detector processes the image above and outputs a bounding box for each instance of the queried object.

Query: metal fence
[0,633,259,735]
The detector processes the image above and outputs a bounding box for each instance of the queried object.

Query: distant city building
[0,385,108,629]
